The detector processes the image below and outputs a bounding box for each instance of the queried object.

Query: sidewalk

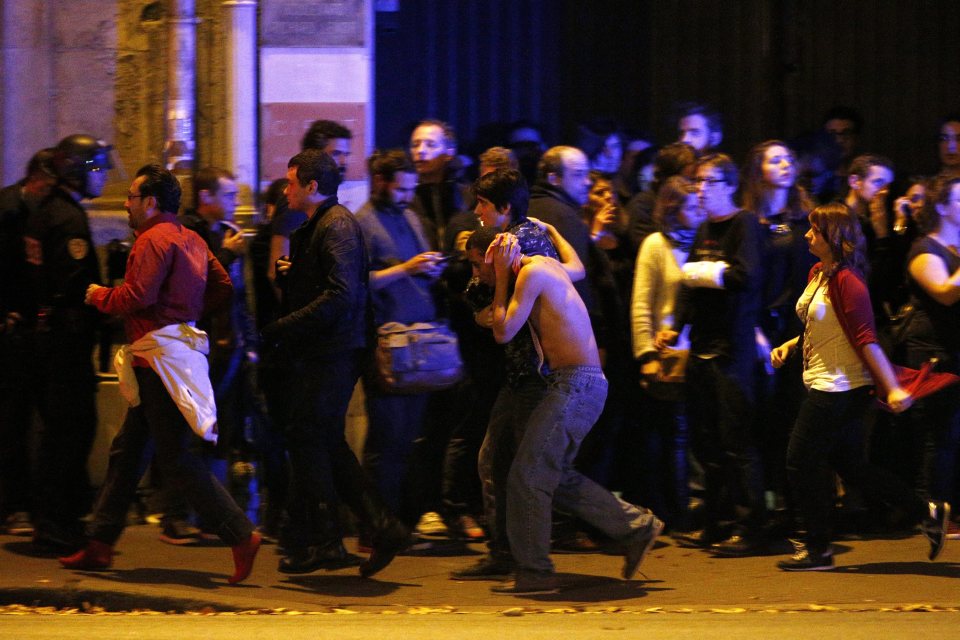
[2,524,960,614]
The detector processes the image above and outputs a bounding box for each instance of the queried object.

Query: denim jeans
[506,366,656,575]
[88,367,253,546]
[478,375,546,559]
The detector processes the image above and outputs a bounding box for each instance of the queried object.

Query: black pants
[281,349,393,552]
[0,329,38,517]
[786,386,923,553]
[686,355,765,535]
[88,367,253,546]
[33,327,97,532]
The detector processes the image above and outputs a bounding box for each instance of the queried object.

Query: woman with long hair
[629,176,706,529]
[771,203,949,571]
[742,140,817,512]
[902,177,960,538]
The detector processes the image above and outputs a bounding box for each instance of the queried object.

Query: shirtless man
[465,225,663,595]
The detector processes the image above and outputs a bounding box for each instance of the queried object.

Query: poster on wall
[261,102,366,185]
[262,0,366,48]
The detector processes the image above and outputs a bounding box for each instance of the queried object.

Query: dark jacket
[528,182,594,310]
[24,186,101,334]
[179,211,258,355]
[676,210,762,365]
[265,196,368,359]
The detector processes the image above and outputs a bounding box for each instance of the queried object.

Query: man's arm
[86,236,169,314]
[369,252,443,291]
[490,234,541,344]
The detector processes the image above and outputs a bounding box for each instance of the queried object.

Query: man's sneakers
[490,571,559,595]
[450,555,515,581]
[622,516,664,580]
[159,519,205,546]
[921,501,951,562]
[415,512,448,537]
[447,514,486,541]
[946,518,960,540]
[777,541,835,572]
[710,534,765,558]
[3,512,34,537]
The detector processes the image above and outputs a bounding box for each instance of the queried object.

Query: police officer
[26,134,110,553]
[0,149,56,536]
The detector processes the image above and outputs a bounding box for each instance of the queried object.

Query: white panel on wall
[261,50,370,103]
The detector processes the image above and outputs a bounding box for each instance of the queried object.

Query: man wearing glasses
[62,164,261,583]
[664,153,765,557]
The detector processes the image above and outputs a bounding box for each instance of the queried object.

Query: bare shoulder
[517,256,567,291]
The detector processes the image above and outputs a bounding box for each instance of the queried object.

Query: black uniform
[25,185,101,549]
[0,182,37,521]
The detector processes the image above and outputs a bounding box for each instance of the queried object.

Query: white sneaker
[415,511,448,536]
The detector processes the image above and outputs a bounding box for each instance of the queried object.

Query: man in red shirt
[59,164,261,584]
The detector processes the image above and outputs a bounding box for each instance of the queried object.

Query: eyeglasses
[126,193,144,200]
[694,177,726,187]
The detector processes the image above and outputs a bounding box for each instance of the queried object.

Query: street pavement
[1,523,959,615]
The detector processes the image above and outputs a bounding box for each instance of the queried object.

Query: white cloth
[681,260,728,289]
[114,323,218,443]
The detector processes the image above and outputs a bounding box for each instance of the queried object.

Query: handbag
[644,347,688,402]
[374,321,464,393]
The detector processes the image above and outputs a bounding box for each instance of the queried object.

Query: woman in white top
[627,176,704,528]
[770,203,942,572]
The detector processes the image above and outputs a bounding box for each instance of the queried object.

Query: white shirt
[797,272,872,392]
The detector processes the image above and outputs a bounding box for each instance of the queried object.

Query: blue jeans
[478,376,546,559]
[506,366,655,575]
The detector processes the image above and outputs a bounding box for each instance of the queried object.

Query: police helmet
[53,134,113,197]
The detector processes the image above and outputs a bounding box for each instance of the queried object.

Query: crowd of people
[3,102,960,593]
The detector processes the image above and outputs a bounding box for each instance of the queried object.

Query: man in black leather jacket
[262,149,408,579]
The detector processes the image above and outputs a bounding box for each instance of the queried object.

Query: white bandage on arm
[682,261,728,289]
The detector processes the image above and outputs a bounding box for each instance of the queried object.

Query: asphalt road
[1,521,959,636]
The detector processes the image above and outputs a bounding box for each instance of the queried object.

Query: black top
[905,236,960,368]
[677,210,762,364]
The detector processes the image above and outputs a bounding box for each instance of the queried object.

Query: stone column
[164,0,197,174]
[223,0,258,223]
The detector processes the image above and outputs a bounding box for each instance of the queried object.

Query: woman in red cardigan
[770,202,950,571]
